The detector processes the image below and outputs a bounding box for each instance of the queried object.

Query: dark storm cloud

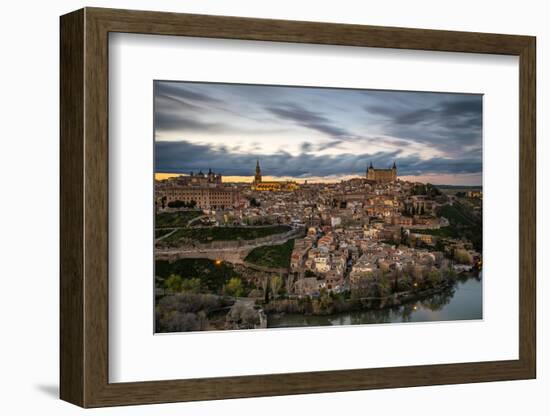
[155,93,202,111]
[154,83,229,134]
[156,140,481,178]
[154,81,277,134]
[364,95,482,157]
[153,81,482,181]
[155,82,223,104]
[154,112,226,134]
[390,154,481,177]
[394,108,439,125]
[265,103,352,137]
[317,140,344,151]
[440,99,483,118]
[394,99,482,126]
[300,142,313,153]
[156,139,387,177]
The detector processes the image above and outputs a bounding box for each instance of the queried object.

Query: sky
[154,81,482,185]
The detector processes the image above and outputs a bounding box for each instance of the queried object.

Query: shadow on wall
[34,384,58,399]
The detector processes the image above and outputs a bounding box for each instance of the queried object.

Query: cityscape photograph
[154,81,483,333]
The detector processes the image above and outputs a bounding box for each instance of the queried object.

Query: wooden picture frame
[60,7,536,408]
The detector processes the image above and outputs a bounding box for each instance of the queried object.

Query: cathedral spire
[254,159,262,184]
[392,161,397,169]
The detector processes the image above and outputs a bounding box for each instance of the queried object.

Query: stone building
[251,160,298,191]
[156,185,241,210]
[366,161,397,183]
[168,169,222,186]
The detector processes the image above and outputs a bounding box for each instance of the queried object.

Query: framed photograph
[60,7,536,407]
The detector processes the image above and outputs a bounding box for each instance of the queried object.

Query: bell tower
[254,159,262,184]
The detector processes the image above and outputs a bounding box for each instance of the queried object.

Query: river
[267,275,482,328]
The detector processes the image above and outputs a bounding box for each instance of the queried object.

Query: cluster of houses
[156,171,481,298]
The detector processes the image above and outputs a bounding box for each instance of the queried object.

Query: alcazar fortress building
[366,161,397,183]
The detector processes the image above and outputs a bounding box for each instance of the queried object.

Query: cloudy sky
[154,81,482,185]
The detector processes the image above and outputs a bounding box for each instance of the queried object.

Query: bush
[454,248,473,264]
[155,258,240,293]
[224,277,244,297]
[155,293,222,332]
[167,199,197,209]
[157,292,221,314]
[162,274,202,293]
[159,312,200,332]
[226,303,259,329]
[426,270,442,287]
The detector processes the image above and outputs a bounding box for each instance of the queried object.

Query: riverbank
[267,275,482,328]
[263,275,463,318]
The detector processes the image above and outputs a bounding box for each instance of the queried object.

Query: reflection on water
[268,276,482,328]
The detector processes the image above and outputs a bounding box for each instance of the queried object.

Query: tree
[377,274,392,297]
[164,275,202,293]
[180,277,201,293]
[397,272,413,292]
[155,293,224,332]
[400,227,408,244]
[412,265,424,281]
[316,288,333,313]
[270,275,283,299]
[285,274,295,296]
[167,199,198,209]
[443,267,457,281]
[226,303,259,329]
[158,311,199,332]
[304,269,317,278]
[261,276,270,302]
[427,269,442,287]
[197,310,208,330]
[454,248,473,264]
[241,308,259,327]
[167,200,186,208]
[391,269,400,292]
[164,274,183,293]
[412,184,426,195]
[224,277,244,298]
[404,263,415,278]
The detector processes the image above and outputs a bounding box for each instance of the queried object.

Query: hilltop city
[154,161,482,332]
